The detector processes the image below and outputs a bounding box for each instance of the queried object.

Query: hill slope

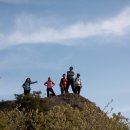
[0,93,129,130]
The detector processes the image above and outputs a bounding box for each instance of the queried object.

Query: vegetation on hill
[0,92,130,130]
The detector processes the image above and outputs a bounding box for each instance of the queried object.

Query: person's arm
[72,71,75,76]
[52,81,55,87]
[30,81,38,84]
[74,78,76,87]
[22,83,25,88]
[80,79,82,88]
[67,71,69,78]
[60,79,64,88]
[44,81,47,86]
[59,79,62,87]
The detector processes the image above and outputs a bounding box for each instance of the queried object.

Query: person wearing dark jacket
[66,66,75,93]
[22,78,38,95]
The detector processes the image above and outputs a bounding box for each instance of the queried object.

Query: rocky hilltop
[0,93,129,130]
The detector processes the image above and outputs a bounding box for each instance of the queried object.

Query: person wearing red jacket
[59,73,67,95]
[44,77,56,97]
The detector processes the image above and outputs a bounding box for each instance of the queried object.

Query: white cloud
[1,7,130,47]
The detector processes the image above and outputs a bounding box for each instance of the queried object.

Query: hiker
[59,73,67,94]
[66,66,75,93]
[74,73,82,95]
[22,78,38,95]
[44,77,56,97]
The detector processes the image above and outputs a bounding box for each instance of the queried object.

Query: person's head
[62,73,66,78]
[77,73,80,77]
[48,77,51,81]
[69,66,73,71]
[26,78,31,82]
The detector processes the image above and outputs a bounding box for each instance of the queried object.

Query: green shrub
[0,93,129,130]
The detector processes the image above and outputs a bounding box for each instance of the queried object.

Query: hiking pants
[74,86,81,95]
[24,90,30,95]
[47,88,56,97]
[60,87,66,95]
[66,79,75,93]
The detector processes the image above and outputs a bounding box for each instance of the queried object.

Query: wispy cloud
[1,7,130,47]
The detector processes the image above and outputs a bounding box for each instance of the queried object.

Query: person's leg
[75,86,78,94]
[50,88,56,96]
[28,90,30,95]
[61,87,63,95]
[78,87,81,95]
[65,80,70,93]
[70,79,75,93]
[24,90,27,95]
[63,87,66,94]
[24,90,30,95]
[47,88,49,97]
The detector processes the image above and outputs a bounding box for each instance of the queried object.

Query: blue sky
[0,0,130,118]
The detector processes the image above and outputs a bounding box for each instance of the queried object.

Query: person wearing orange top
[59,73,67,95]
[44,77,56,97]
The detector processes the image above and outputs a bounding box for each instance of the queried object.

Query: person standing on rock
[66,66,75,93]
[44,77,56,97]
[22,78,38,95]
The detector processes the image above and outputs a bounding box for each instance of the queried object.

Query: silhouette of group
[22,66,82,97]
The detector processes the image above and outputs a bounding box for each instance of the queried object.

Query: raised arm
[30,81,38,84]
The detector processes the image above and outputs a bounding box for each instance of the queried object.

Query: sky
[0,0,130,118]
